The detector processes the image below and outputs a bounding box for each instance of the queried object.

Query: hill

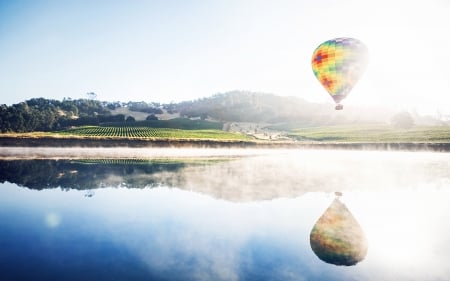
[175,91,398,126]
[0,91,447,134]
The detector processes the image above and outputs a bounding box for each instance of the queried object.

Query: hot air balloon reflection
[310,193,368,266]
[311,37,368,110]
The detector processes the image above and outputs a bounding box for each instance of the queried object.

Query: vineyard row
[60,126,249,140]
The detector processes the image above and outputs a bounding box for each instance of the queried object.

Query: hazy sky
[1,0,449,114]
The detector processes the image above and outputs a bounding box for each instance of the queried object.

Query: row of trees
[0,98,117,132]
[0,97,169,133]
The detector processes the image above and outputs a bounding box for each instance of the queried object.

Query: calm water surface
[1,149,449,281]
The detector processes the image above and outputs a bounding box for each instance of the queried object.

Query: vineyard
[101,118,223,130]
[58,126,251,140]
[72,158,231,165]
[288,125,450,143]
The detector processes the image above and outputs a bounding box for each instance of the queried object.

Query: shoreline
[0,135,449,153]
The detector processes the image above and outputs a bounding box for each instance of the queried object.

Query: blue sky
[1,0,449,114]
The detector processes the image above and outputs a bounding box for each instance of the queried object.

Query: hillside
[1,91,447,134]
[175,91,401,126]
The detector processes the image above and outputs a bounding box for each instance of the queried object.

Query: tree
[86,92,97,100]
[146,114,158,121]
[126,116,136,122]
[391,111,414,129]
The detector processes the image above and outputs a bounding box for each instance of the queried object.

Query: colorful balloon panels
[311,37,368,108]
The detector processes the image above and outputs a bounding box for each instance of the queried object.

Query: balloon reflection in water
[310,194,368,266]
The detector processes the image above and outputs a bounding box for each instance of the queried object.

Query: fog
[154,150,450,201]
[1,148,448,202]
[1,145,448,160]
[0,147,274,159]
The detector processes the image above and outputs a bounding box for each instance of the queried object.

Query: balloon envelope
[311,38,368,108]
[310,198,368,266]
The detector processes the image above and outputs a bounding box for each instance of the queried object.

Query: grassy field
[288,124,450,143]
[57,126,251,141]
[1,123,449,145]
[55,124,450,143]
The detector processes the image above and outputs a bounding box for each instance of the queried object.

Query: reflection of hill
[2,151,449,202]
[1,157,318,200]
[0,157,320,201]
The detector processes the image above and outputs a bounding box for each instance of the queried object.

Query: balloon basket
[335,104,344,110]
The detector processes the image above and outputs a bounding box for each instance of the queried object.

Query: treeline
[1,91,443,133]
[0,98,165,133]
[0,98,115,132]
[128,101,164,114]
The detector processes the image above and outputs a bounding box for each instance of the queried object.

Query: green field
[288,125,450,143]
[58,126,251,141]
[3,122,449,145]
[58,124,450,143]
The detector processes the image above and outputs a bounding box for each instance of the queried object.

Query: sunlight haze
[1,0,449,115]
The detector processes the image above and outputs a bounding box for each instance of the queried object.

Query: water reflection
[310,193,368,266]
[0,159,189,190]
[1,150,449,202]
[1,150,450,281]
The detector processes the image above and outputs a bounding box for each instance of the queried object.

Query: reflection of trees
[0,160,187,190]
[0,156,356,201]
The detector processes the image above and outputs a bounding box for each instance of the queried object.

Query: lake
[1,148,449,281]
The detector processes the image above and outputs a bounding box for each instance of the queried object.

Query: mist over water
[176,150,450,201]
[0,149,449,281]
[0,147,274,159]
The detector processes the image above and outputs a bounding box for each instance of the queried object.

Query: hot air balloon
[310,193,368,266]
[311,37,368,110]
